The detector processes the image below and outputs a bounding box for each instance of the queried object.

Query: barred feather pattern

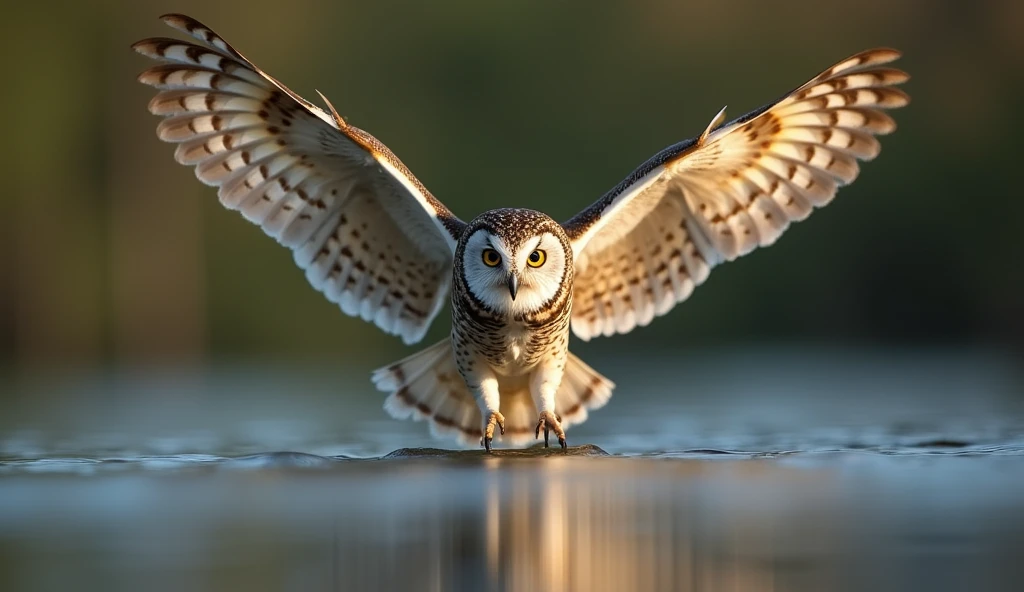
[565,48,909,341]
[134,14,466,344]
[373,340,614,446]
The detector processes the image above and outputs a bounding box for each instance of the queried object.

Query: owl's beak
[506,273,519,300]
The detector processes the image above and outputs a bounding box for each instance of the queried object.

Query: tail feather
[501,386,541,444]
[374,340,481,444]
[371,340,449,393]
[556,353,615,429]
[372,341,615,448]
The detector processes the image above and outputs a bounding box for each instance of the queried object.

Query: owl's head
[459,209,572,316]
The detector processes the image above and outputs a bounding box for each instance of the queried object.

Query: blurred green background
[2,0,1022,375]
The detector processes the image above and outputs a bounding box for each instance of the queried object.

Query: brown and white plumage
[374,338,613,446]
[134,14,465,344]
[564,49,909,340]
[135,15,908,450]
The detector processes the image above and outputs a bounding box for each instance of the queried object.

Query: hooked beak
[506,273,519,300]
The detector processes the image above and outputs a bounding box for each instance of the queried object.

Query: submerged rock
[384,443,608,459]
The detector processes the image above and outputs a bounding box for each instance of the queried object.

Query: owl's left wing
[562,49,909,341]
[134,14,467,344]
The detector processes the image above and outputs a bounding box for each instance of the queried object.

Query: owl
[134,14,909,450]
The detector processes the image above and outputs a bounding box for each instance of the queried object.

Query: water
[1,347,1022,591]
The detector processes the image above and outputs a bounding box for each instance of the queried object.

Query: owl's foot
[535,411,567,450]
[482,411,505,453]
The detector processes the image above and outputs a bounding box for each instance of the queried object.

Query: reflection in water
[336,455,1020,591]
[1,346,1022,591]
[0,453,1023,590]
[479,458,785,591]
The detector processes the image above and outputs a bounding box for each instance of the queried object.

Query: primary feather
[563,48,909,341]
[134,14,466,344]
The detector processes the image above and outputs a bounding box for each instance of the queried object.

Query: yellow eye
[482,248,501,267]
[527,249,546,268]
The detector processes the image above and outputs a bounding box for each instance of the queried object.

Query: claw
[535,411,566,451]
[483,411,505,454]
[535,420,550,447]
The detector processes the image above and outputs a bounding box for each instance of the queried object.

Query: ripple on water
[3,441,1024,475]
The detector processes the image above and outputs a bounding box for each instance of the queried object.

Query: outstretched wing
[562,49,909,341]
[134,14,466,344]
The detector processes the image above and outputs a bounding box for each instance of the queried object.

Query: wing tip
[157,13,240,58]
[831,47,904,76]
[130,38,156,54]
[869,47,903,60]
[159,13,200,31]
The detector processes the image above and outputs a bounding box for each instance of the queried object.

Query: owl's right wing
[134,14,466,344]
[562,49,909,341]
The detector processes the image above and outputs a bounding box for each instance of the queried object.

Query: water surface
[1,347,1022,591]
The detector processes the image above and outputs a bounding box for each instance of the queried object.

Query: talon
[534,417,551,447]
[536,411,565,451]
[484,411,505,454]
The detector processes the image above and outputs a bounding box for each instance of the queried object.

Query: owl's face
[461,213,570,316]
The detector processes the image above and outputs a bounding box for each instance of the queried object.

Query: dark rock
[384,443,608,459]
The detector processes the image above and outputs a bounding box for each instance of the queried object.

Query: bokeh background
[1,0,1022,439]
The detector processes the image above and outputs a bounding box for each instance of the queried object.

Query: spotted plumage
[135,14,909,450]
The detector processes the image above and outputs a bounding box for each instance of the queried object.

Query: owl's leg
[531,365,567,450]
[474,374,505,453]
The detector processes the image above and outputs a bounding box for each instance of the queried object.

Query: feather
[134,14,467,344]
[374,343,612,447]
[564,48,909,341]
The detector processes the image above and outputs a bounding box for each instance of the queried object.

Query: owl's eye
[482,248,501,267]
[526,249,546,268]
